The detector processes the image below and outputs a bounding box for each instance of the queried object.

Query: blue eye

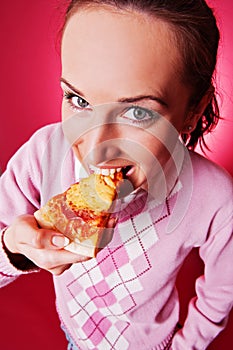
[132,108,147,120]
[64,91,90,111]
[123,106,157,126]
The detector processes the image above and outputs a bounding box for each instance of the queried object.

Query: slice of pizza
[34,171,123,257]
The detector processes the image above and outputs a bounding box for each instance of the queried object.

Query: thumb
[51,235,70,248]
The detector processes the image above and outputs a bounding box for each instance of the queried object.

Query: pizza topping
[65,172,122,214]
[34,170,123,256]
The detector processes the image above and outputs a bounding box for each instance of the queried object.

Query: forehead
[61,7,183,102]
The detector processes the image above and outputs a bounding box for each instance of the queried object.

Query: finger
[32,230,70,250]
[14,215,70,250]
[22,246,90,272]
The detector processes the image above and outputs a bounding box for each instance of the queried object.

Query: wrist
[1,227,37,271]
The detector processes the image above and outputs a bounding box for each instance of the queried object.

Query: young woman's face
[61,7,192,192]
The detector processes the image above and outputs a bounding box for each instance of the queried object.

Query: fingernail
[52,235,70,248]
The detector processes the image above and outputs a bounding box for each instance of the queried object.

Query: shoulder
[26,121,73,173]
[189,151,232,185]
[28,122,64,145]
[170,151,233,243]
[5,123,63,165]
[5,122,69,183]
[25,122,70,158]
[188,151,233,205]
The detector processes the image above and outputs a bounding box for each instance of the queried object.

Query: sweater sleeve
[0,129,45,287]
[172,199,233,349]
[0,228,39,288]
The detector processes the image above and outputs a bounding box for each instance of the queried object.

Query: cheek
[61,101,71,121]
[131,127,171,164]
[143,137,171,168]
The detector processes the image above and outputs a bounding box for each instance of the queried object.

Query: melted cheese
[65,174,118,214]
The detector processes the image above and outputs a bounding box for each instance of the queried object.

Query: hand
[3,214,92,275]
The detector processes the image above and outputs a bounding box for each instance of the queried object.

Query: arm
[0,137,42,287]
[0,126,114,287]
[0,128,82,286]
[0,227,38,287]
[172,203,233,349]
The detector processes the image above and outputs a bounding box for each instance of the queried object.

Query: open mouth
[89,165,134,178]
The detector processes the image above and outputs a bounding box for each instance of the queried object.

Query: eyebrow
[61,78,85,97]
[60,77,167,106]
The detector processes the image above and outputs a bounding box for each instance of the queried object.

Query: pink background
[0,0,232,349]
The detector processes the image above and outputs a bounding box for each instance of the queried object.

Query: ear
[182,86,214,134]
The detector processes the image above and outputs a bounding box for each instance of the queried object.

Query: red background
[0,0,232,349]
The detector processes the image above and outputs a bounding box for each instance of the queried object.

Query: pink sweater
[0,123,232,350]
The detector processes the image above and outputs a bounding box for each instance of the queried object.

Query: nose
[80,122,122,165]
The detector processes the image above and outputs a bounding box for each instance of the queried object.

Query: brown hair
[63,0,220,150]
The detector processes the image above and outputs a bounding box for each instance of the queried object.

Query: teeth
[101,169,110,176]
[90,165,122,176]
[89,165,101,174]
